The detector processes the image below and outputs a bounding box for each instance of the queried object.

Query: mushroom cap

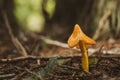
[68,24,96,48]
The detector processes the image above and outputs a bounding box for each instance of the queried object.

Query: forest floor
[0,28,120,80]
[0,14,120,80]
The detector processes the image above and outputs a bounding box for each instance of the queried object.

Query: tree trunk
[0,0,19,35]
[93,0,120,40]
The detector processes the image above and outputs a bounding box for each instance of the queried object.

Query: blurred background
[0,0,120,57]
[0,0,120,41]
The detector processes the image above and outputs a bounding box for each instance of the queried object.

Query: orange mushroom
[68,24,96,72]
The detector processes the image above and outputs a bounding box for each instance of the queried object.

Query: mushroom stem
[79,41,89,72]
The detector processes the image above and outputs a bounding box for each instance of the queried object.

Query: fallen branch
[0,54,120,63]
[29,32,69,48]
[25,68,43,80]
[0,73,15,79]
[2,12,28,57]
[10,63,46,80]
[28,32,120,55]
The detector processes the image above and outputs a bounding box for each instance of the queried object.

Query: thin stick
[97,45,104,59]
[0,54,120,63]
[28,32,120,55]
[0,73,15,79]
[29,32,69,48]
[2,12,28,57]
[25,68,43,80]
[10,64,46,80]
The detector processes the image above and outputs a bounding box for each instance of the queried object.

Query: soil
[0,28,120,80]
[0,52,120,80]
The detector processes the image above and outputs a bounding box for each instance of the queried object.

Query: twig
[48,73,90,79]
[10,72,26,80]
[29,32,69,48]
[58,65,81,71]
[27,32,95,52]
[10,63,46,80]
[27,32,120,55]
[97,45,104,58]
[95,45,104,68]
[0,54,120,63]
[2,12,28,57]
[48,73,73,79]
[25,68,43,80]
[0,73,15,79]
